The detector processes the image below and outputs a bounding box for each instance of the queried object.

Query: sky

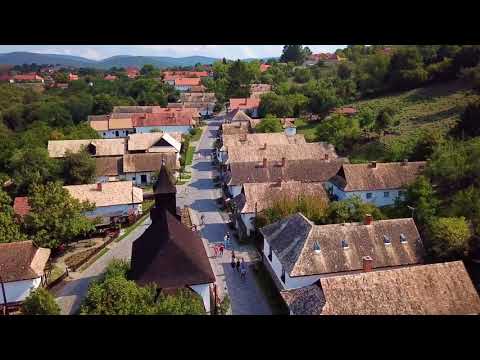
[0,45,345,60]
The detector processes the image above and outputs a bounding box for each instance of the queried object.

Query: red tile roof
[174,77,202,86]
[308,53,340,61]
[13,197,31,218]
[132,112,194,127]
[260,64,271,72]
[68,73,78,81]
[163,71,208,78]
[104,74,117,81]
[334,107,358,115]
[13,73,43,82]
[229,97,261,110]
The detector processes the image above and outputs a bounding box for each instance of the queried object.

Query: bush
[255,115,282,133]
[22,288,61,315]
[428,217,471,260]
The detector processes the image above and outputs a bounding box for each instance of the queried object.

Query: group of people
[231,250,247,280]
[212,243,225,257]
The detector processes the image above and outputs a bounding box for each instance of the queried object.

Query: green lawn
[294,118,319,142]
[185,145,195,165]
[190,127,204,142]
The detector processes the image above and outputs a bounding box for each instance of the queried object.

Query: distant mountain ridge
[0,52,272,69]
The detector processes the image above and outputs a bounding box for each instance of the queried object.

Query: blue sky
[0,45,345,60]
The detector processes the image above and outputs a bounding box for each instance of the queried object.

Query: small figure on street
[231,249,235,260]
[231,257,235,269]
[213,244,219,257]
[200,215,205,226]
[236,258,241,272]
[219,243,225,256]
[240,258,247,280]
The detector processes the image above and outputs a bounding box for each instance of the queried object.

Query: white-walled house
[64,181,143,225]
[0,241,51,307]
[326,160,427,207]
[122,152,180,186]
[232,181,329,239]
[260,213,424,292]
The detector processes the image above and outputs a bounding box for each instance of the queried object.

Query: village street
[177,116,272,315]
[53,114,272,315]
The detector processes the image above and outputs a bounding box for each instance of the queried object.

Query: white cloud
[79,48,103,60]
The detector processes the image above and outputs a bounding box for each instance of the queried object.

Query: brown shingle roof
[64,181,143,207]
[331,161,427,192]
[282,261,480,315]
[130,208,216,288]
[123,153,179,173]
[236,181,329,214]
[180,92,216,103]
[226,143,339,164]
[229,97,260,110]
[95,156,122,177]
[227,158,346,186]
[108,117,133,130]
[0,241,51,283]
[261,214,424,277]
[225,109,253,123]
[48,139,126,158]
[222,133,306,151]
[221,121,251,136]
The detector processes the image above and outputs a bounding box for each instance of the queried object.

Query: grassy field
[295,80,480,161]
[185,145,195,165]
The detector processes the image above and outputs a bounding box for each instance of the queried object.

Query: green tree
[374,106,396,134]
[0,211,27,243]
[280,45,310,65]
[226,60,254,98]
[316,114,360,152]
[325,196,385,224]
[456,100,480,138]
[63,149,96,185]
[92,94,115,114]
[140,64,160,77]
[255,115,283,133]
[66,93,94,123]
[154,289,205,315]
[449,186,480,234]
[24,182,95,249]
[9,147,60,195]
[21,288,61,315]
[387,47,428,90]
[428,216,471,259]
[404,175,439,226]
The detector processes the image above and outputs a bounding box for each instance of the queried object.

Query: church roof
[153,162,177,194]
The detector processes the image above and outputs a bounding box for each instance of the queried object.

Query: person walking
[240,258,247,280]
[200,215,205,226]
[212,244,219,257]
[236,258,241,273]
[230,257,236,270]
[219,243,224,256]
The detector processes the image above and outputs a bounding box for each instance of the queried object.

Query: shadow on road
[188,178,218,190]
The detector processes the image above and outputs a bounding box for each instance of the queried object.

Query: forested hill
[0,52,219,69]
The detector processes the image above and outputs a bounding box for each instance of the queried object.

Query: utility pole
[0,276,7,315]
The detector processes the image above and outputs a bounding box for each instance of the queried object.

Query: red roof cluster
[163,71,209,78]
[68,73,79,81]
[126,67,140,78]
[104,74,117,81]
[308,53,340,61]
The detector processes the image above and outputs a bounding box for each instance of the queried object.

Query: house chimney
[402,158,408,166]
[364,213,373,225]
[263,158,267,168]
[370,161,377,168]
[281,157,286,167]
[324,153,329,161]
[362,256,373,272]
[97,182,102,191]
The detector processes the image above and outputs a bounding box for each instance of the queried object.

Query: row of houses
[89,106,198,137]
[213,110,480,314]
[48,131,182,186]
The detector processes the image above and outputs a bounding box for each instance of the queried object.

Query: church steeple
[152,159,177,218]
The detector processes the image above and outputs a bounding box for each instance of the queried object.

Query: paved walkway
[52,216,152,315]
[177,116,272,315]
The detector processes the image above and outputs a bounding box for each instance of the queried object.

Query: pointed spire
[153,160,176,194]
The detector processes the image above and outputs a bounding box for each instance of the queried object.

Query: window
[400,233,407,243]
[366,193,373,199]
[383,235,391,245]
[103,132,106,136]
[341,239,349,249]
[314,241,321,254]
[268,246,272,262]
[384,191,390,198]
[281,268,285,284]
[132,177,136,181]
[398,190,405,197]
[115,130,119,137]
[141,175,147,184]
